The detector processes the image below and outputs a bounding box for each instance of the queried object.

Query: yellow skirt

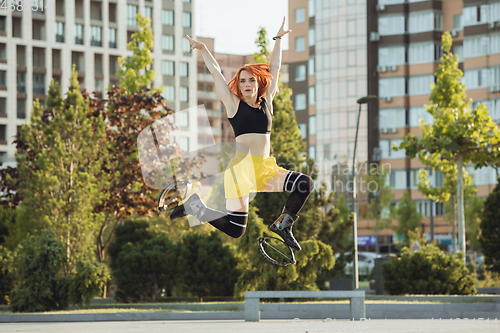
[224,151,286,199]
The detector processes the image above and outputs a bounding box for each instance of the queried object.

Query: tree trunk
[456,156,466,262]
[375,217,379,255]
[452,198,456,255]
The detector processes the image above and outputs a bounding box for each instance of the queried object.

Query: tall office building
[287,0,500,252]
[0,0,198,168]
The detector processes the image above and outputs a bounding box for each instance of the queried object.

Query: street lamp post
[352,95,377,290]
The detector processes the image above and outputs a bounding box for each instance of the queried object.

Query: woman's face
[239,70,258,99]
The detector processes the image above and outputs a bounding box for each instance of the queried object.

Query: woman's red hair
[228,63,273,103]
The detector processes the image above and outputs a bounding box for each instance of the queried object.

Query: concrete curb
[1,303,499,323]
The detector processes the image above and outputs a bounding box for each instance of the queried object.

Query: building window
[55,22,64,43]
[464,68,489,90]
[408,11,442,34]
[454,14,463,31]
[308,146,316,161]
[324,144,331,160]
[162,60,175,76]
[308,56,315,75]
[295,65,306,81]
[347,19,356,36]
[463,5,488,27]
[298,123,307,139]
[175,112,189,128]
[17,72,25,93]
[182,12,191,28]
[308,86,316,105]
[308,0,315,17]
[75,24,83,45]
[378,15,405,36]
[0,70,5,87]
[309,115,316,135]
[177,137,189,152]
[145,7,152,21]
[295,8,305,23]
[409,74,434,96]
[33,73,45,95]
[379,46,405,66]
[90,26,102,47]
[308,27,315,47]
[17,98,26,118]
[409,42,439,65]
[380,139,405,159]
[163,85,175,101]
[0,98,5,117]
[179,62,189,77]
[162,10,174,26]
[295,93,306,110]
[379,77,406,97]
[379,108,406,130]
[127,5,138,26]
[162,35,174,51]
[179,87,189,102]
[464,35,488,58]
[409,105,434,126]
[95,78,103,92]
[347,50,356,67]
[295,36,305,52]
[182,39,192,53]
[109,28,117,48]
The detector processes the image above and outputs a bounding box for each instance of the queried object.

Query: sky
[194,0,289,55]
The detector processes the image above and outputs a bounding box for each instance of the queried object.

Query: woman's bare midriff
[235,133,271,158]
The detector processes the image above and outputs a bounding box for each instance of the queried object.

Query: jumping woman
[170,17,314,251]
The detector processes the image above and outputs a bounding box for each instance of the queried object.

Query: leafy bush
[10,230,108,312]
[0,246,14,304]
[382,244,477,295]
[178,231,239,298]
[113,237,179,302]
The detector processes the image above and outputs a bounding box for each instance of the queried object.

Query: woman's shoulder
[227,94,242,118]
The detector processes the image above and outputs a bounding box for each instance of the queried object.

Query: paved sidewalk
[0,319,498,333]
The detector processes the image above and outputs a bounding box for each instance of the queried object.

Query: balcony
[91,39,102,47]
[109,41,116,49]
[17,85,25,93]
[75,37,83,45]
[56,34,64,43]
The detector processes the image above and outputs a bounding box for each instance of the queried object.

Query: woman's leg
[260,169,314,215]
[170,195,249,239]
[260,169,314,251]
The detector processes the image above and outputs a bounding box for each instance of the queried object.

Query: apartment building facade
[0,0,198,169]
[287,0,500,252]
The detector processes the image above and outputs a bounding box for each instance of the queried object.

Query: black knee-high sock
[201,209,248,239]
[282,172,314,215]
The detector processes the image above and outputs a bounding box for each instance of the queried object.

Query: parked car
[335,251,382,277]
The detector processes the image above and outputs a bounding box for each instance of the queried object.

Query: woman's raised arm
[267,17,292,101]
[186,35,237,115]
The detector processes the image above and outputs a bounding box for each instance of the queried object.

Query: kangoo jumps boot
[269,211,301,251]
[170,193,207,221]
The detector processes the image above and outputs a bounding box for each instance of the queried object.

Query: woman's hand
[275,16,292,38]
[186,35,205,50]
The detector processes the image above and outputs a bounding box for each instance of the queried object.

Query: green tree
[392,190,422,248]
[8,72,110,262]
[178,232,240,298]
[396,32,500,258]
[234,206,334,300]
[365,164,394,254]
[117,13,159,94]
[382,243,476,295]
[479,179,500,274]
[112,236,179,302]
[0,245,14,304]
[417,159,475,254]
[10,230,108,312]
[314,185,354,288]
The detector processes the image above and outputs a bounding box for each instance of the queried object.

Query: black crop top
[228,98,272,138]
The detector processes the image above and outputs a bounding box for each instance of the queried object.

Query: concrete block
[245,297,260,322]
